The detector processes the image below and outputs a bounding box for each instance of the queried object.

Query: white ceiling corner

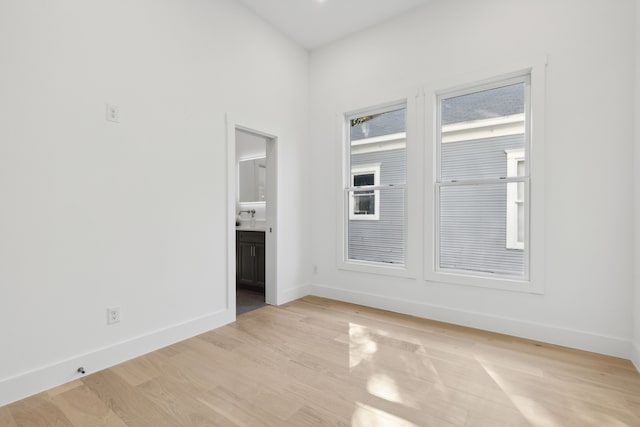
[238,0,431,50]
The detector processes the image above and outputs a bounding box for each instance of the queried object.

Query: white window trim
[506,149,525,250]
[423,59,546,295]
[349,164,380,220]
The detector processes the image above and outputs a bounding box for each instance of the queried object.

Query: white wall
[634,0,640,371]
[1,0,637,408]
[0,0,309,405]
[309,0,636,358]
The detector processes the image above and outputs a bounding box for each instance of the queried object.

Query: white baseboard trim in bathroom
[0,308,234,407]
[277,284,310,305]
[310,284,631,360]
[632,342,640,373]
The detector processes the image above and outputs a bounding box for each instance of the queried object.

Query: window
[344,105,407,265]
[436,74,530,280]
[506,149,525,250]
[349,165,380,220]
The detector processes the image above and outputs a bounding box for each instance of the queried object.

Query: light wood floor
[2,296,640,426]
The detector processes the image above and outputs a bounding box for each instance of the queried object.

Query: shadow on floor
[236,287,266,315]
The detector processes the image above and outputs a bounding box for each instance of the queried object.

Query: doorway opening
[227,122,277,317]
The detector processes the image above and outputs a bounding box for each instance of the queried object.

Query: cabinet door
[254,242,265,289]
[237,241,256,287]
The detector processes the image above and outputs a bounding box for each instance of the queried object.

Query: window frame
[436,74,530,281]
[337,98,415,278]
[424,63,546,294]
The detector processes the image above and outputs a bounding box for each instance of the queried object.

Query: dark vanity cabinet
[236,230,265,290]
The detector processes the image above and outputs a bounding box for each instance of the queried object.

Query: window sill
[339,259,416,279]
[425,268,544,294]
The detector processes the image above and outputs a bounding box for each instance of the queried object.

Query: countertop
[236,223,267,232]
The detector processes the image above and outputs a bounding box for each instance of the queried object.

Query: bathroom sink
[236,222,267,232]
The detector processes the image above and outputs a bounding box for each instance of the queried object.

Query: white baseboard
[277,284,310,305]
[0,308,234,407]
[310,284,631,359]
[632,342,640,373]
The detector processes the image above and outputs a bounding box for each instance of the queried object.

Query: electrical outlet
[107,307,120,325]
[106,103,120,123]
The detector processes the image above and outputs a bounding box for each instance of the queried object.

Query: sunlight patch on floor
[480,360,560,427]
[366,373,407,406]
[351,402,419,427]
[349,323,378,369]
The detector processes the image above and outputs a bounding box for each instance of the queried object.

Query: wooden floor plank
[196,386,281,427]
[3,295,640,426]
[81,370,178,427]
[136,376,239,427]
[46,380,83,398]
[0,406,18,427]
[111,355,163,387]
[51,385,128,427]
[7,394,74,427]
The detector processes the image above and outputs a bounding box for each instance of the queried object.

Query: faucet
[238,209,256,226]
[238,209,255,218]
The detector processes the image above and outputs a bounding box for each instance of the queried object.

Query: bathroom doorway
[226,119,277,317]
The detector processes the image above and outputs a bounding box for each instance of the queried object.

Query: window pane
[347,105,406,266]
[349,187,405,264]
[353,193,375,215]
[517,182,524,201]
[439,183,525,277]
[351,108,405,141]
[517,202,524,243]
[441,83,525,181]
[351,108,406,185]
[354,173,375,187]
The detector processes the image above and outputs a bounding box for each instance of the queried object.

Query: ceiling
[238,0,432,50]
